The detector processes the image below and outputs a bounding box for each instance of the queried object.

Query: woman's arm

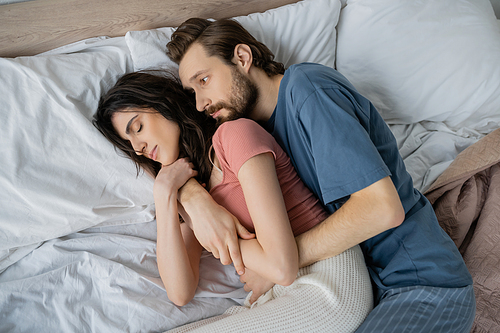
[154,158,203,306]
[237,152,299,286]
[177,179,254,275]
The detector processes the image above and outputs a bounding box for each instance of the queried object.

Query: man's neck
[249,70,283,123]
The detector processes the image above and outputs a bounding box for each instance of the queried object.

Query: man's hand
[178,178,255,275]
[239,268,275,304]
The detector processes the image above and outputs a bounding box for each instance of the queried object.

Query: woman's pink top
[209,118,328,236]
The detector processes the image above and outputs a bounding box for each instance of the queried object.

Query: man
[166,18,475,332]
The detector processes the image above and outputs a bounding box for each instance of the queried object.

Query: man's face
[179,43,258,125]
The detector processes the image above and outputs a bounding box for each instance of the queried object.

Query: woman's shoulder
[215,118,267,139]
[218,118,259,129]
[213,118,277,158]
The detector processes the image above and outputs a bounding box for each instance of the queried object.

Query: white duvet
[0,221,246,332]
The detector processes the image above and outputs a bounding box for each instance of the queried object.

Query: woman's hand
[154,158,198,200]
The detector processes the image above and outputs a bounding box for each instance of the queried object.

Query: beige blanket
[425,128,500,333]
[167,246,373,333]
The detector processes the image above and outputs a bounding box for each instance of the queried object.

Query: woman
[93,71,372,332]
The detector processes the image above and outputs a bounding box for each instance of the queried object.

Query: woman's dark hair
[92,71,216,185]
[167,18,285,77]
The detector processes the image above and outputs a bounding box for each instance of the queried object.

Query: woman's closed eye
[136,124,143,133]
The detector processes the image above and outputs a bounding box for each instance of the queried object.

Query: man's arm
[177,178,255,275]
[241,176,404,301]
[296,176,405,267]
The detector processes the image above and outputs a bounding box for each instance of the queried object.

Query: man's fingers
[236,221,255,240]
[228,241,245,275]
[211,247,220,259]
[249,292,260,304]
[218,247,232,266]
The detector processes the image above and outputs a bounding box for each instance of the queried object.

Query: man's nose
[196,94,210,112]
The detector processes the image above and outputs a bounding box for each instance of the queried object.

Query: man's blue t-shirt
[264,63,472,291]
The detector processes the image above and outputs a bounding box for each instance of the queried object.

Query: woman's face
[112,108,181,166]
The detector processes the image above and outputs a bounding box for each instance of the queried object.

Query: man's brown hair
[167,18,285,77]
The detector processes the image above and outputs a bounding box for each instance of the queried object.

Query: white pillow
[336,0,500,133]
[0,38,155,270]
[126,27,178,72]
[126,0,341,71]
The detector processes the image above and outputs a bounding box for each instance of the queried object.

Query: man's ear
[233,44,253,73]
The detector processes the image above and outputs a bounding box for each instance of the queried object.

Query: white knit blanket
[166,245,373,333]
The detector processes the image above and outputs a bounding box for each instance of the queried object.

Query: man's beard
[205,66,259,126]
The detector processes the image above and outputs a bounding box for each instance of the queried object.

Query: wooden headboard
[0,0,298,58]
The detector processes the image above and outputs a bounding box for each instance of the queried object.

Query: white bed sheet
[0,221,246,332]
[390,122,483,193]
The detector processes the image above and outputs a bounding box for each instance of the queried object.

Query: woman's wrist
[154,187,178,209]
[154,176,182,201]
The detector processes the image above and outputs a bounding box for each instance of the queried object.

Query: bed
[0,0,499,332]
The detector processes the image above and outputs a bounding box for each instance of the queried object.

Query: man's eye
[201,77,208,84]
